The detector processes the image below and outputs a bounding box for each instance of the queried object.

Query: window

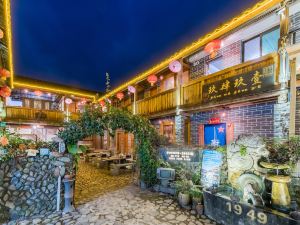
[243,27,279,62]
[262,28,280,56]
[207,57,223,74]
[44,102,50,110]
[24,99,30,108]
[163,76,175,91]
[34,100,42,109]
[243,37,260,62]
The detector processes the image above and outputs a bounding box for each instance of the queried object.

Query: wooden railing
[136,88,176,115]
[5,107,65,124]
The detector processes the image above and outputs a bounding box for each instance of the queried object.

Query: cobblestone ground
[6,161,216,225]
[9,185,216,225]
[74,161,133,205]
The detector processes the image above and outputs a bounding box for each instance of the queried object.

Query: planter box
[203,190,300,225]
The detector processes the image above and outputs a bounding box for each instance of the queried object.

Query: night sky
[11,0,259,92]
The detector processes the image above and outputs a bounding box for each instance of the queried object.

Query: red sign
[208,117,221,124]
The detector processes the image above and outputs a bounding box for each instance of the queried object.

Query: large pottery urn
[178,192,190,207]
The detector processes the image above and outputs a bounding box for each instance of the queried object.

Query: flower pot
[195,203,204,215]
[178,192,190,207]
[192,197,202,209]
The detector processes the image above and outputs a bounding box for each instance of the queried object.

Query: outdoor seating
[110,162,134,176]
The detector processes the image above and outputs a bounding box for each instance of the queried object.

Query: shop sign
[159,149,201,162]
[208,117,220,124]
[201,150,223,188]
[202,64,275,102]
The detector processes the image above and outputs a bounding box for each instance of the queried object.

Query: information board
[201,150,223,188]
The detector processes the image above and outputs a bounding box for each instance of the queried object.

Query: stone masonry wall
[190,101,276,145]
[0,155,73,223]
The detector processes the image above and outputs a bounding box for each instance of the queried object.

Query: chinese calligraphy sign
[202,65,274,102]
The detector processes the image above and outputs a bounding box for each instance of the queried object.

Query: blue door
[204,123,226,146]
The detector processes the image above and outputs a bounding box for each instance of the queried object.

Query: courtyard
[5,162,216,225]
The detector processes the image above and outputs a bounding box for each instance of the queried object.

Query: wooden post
[133,85,137,115]
[289,59,297,136]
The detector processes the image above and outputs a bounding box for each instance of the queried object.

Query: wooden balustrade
[5,107,65,124]
[136,88,176,115]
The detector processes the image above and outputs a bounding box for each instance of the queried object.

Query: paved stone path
[8,185,216,225]
[74,161,132,205]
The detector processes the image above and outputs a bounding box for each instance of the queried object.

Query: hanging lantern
[0,86,11,98]
[65,98,72,105]
[0,68,10,79]
[116,92,124,100]
[147,74,158,86]
[128,85,136,94]
[0,29,3,39]
[204,40,222,58]
[34,90,42,96]
[169,60,182,73]
[99,100,105,107]
[159,75,164,80]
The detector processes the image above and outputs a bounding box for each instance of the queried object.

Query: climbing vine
[58,106,160,186]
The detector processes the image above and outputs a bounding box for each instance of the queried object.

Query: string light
[98,0,281,101]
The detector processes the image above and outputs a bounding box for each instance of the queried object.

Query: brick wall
[189,41,242,80]
[190,101,276,145]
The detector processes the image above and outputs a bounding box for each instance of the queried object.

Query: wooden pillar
[133,85,137,115]
[289,59,297,136]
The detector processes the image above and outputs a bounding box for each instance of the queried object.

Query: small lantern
[99,100,105,107]
[0,68,10,78]
[34,90,42,96]
[204,40,222,58]
[65,98,73,105]
[147,74,158,86]
[106,98,111,104]
[116,92,124,100]
[0,86,11,98]
[159,75,164,80]
[0,29,3,39]
[169,60,182,73]
[128,85,136,94]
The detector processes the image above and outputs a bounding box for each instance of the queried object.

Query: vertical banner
[201,150,223,188]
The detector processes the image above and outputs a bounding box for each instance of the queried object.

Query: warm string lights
[98,0,281,101]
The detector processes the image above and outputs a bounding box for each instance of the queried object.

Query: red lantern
[0,68,10,79]
[0,86,11,98]
[99,100,105,107]
[34,90,42,96]
[204,40,222,58]
[116,92,124,100]
[147,74,158,86]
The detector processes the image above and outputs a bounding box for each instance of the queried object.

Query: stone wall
[0,155,73,223]
[190,101,276,145]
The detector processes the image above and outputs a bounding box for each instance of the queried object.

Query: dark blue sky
[11,0,258,92]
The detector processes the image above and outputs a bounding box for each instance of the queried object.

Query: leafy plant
[266,136,300,166]
[175,179,193,195]
[190,186,203,199]
[239,144,247,156]
[58,106,161,186]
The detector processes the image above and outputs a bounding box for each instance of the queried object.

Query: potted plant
[190,186,203,206]
[175,179,193,208]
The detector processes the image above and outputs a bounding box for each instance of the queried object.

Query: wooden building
[100,0,300,147]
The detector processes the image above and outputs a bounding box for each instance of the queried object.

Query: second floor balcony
[4,106,80,125]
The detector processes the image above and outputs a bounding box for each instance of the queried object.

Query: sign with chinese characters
[201,150,223,188]
[159,149,201,162]
[202,65,275,102]
[208,117,221,124]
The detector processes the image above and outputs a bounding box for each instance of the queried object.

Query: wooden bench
[110,163,134,176]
